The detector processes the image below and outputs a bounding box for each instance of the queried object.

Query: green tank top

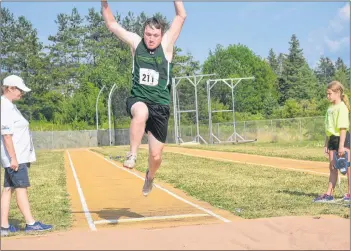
[130,39,173,105]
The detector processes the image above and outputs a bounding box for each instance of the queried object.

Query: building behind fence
[32,116,325,150]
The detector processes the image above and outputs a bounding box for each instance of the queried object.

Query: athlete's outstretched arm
[101,0,141,49]
[163,1,187,49]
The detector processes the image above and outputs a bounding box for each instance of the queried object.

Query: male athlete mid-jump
[102,0,186,196]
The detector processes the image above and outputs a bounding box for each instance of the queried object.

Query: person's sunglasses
[15,87,25,95]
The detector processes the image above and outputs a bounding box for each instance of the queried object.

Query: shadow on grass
[277,189,320,198]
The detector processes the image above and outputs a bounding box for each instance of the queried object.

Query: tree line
[1,7,349,130]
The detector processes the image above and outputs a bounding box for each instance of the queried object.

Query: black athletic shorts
[328,131,351,151]
[126,97,170,143]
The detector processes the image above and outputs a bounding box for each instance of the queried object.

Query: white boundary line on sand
[67,151,97,231]
[89,150,231,223]
[93,213,209,225]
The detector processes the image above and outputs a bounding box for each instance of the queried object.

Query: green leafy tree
[202,44,277,116]
[267,48,279,75]
[314,56,335,85]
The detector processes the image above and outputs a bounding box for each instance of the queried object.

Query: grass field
[94,146,350,219]
[174,141,328,162]
[2,151,71,235]
[3,141,348,238]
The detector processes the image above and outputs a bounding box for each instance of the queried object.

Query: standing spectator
[1,75,53,236]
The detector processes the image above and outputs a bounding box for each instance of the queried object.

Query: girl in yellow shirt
[314,81,350,203]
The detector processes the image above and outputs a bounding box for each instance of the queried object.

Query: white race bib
[140,68,159,86]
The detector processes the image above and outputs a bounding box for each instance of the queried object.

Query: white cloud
[324,3,349,34]
[328,19,344,33]
[306,3,350,66]
[338,3,350,21]
[323,4,350,52]
[324,36,349,52]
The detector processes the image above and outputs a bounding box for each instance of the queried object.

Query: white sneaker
[123,152,137,169]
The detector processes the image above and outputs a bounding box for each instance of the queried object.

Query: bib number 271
[140,68,159,86]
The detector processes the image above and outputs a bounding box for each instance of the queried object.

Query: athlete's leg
[124,101,149,169]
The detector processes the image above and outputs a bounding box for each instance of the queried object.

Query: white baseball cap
[2,75,31,92]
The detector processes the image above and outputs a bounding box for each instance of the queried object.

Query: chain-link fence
[176,116,325,144]
[32,116,325,150]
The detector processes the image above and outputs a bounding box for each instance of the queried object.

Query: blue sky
[3,1,350,68]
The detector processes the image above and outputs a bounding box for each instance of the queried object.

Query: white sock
[27,221,36,226]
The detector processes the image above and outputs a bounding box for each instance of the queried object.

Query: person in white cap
[1,75,52,236]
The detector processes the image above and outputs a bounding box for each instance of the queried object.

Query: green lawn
[94,146,349,220]
[172,141,328,162]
